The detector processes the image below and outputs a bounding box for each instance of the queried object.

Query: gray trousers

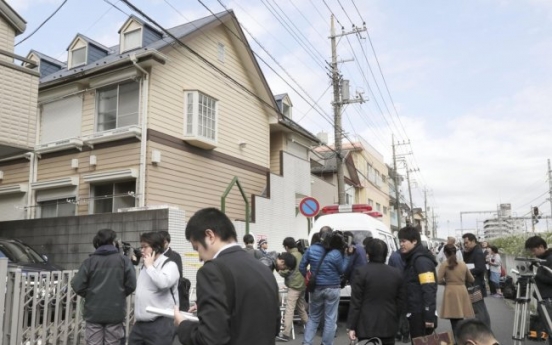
[85,322,124,345]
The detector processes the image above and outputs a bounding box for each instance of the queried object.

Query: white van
[307,204,398,304]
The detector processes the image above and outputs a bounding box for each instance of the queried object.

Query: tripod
[513,264,552,345]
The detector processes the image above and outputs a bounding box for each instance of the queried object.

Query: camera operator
[299,226,353,345]
[525,235,552,344]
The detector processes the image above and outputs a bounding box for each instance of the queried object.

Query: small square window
[71,47,86,67]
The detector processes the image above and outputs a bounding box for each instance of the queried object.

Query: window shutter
[41,96,83,144]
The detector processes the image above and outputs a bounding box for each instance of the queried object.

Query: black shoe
[401,335,411,343]
[276,333,290,342]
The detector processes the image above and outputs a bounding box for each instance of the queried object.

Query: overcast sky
[9,0,552,238]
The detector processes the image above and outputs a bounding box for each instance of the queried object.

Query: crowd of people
[71,207,552,345]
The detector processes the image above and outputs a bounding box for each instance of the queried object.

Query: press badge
[418,272,435,284]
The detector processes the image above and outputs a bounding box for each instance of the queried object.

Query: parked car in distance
[0,238,63,272]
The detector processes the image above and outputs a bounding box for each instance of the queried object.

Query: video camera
[321,229,354,252]
[513,257,547,276]
[120,241,142,261]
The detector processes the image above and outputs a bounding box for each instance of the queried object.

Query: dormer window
[123,28,142,52]
[71,47,86,67]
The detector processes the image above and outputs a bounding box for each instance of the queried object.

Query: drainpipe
[25,152,36,219]
[130,53,148,208]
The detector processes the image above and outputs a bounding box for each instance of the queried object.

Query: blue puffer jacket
[299,243,350,289]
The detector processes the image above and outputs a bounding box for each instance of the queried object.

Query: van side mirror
[42,254,49,262]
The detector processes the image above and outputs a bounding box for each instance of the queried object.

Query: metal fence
[0,258,135,345]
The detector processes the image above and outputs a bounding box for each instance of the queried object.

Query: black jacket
[536,249,552,298]
[402,244,437,323]
[177,245,280,345]
[71,244,136,323]
[347,262,404,339]
[463,245,487,296]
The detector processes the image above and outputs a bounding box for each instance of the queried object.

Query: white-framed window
[71,47,86,67]
[368,198,373,206]
[376,203,381,212]
[124,28,141,51]
[383,206,388,215]
[39,198,76,218]
[184,91,218,147]
[217,43,225,62]
[91,180,136,214]
[96,81,140,132]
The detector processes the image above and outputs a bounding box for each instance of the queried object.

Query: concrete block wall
[0,209,170,269]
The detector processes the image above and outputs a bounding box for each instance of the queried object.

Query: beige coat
[437,260,475,319]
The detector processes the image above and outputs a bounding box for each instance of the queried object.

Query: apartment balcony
[0,49,39,160]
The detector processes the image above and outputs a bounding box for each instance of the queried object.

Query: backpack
[162,258,191,311]
[501,275,516,300]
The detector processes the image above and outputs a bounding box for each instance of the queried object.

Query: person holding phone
[128,232,180,345]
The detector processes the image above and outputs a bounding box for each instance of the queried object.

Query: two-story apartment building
[0,9,321,229]
[311,138,391,228]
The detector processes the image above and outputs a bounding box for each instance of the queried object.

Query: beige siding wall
[149,24,270,168]
[0,65,38,149]
[36,142,141,214]
[145,141,267,221]
[0,16,15,61]
[270,135,285,174]
[81,90,96,136]
[0,161,29,184]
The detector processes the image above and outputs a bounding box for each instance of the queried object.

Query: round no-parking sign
[299,197,320,217]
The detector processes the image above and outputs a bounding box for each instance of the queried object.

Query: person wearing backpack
[159,230,191,311]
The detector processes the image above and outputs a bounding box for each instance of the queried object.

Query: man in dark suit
[174,208,280,345]
[347,238,404,345]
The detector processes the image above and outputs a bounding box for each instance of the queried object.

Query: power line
[322,0,343,28]
[259,0,326,69]
[223,0,323,78]
[336,0,354,26]
[267,0,327,63]
[350,0,364,23]
[15,0,69,47]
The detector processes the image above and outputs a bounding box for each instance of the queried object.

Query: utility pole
[424,189,429,237]
[392,135,401,230]
[405,165,419,222]
[330,15,366,205]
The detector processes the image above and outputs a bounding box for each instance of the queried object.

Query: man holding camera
[72,229,136,345]
[299,226,352,345]
[525,235,552,344]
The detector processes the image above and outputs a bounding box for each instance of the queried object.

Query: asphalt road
[171,286,547,345]
[282,286,544,345]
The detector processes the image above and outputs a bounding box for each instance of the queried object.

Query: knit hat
[258,239,267,246]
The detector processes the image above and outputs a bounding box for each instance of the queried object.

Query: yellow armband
[418,272,435,284]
